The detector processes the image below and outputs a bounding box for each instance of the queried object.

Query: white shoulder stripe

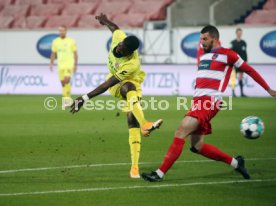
[234,57,244,68]
[200,53,227,63]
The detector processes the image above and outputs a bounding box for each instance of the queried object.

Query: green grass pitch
[0,95,275,206]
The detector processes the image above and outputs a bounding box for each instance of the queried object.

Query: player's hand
[95,13,108,25]
[50,64,53,72]
[267,88,276,98]
[70,96,84,114]
[73,65,77,73]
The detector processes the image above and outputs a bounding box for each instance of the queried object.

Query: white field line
[0,178,276,197]
[0,157,276,174]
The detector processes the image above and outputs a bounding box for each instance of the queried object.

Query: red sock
[199,143,233,164]
[159,137,185,174]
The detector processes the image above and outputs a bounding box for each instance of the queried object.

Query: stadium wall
[0,64,275,97]
[0,26,275,64]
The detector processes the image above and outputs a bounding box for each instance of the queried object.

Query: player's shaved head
[201,25,220,39]
[124,36,140,53]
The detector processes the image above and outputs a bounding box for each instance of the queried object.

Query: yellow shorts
[109,80,142,112]
[58,67,74,81]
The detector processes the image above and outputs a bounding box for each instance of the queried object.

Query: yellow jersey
[51,37,77,69]
[107,30,145,83]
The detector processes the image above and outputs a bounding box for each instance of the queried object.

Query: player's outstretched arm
[238,62,275,95]
[70,76,120,114]
[95,13,119,33]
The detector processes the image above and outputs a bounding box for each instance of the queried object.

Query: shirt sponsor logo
[260,31,276,57]
[181,32,200,58]
[36,34,59,59]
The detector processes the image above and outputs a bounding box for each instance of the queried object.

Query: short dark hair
[124,36,140,53]
[201,25,219,39]
[236,27,242,33]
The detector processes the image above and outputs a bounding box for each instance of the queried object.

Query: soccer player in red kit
[142,25,276,182]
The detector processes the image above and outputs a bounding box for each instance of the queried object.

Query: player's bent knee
[190,146,199,153]
[120,82,137,98]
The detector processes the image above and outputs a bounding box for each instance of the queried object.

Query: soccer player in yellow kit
[70,13,163,178]
[50,25,78,107]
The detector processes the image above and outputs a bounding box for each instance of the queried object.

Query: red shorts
[185,96,221,135]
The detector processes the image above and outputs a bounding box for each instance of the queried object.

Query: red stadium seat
[77,15,102,28]
[30,4,63,16]
[0,5,30,19]
[47,0,77,4]
[0,0,13,6]
[0,16,14,28]
[245,10,276,24]
[78,0,100,3]
[14,0,45,5]
[62,3,98,16]
[112,13,145,28]
[263,0,276,10]
[12,16,47,28]
[95,1,131,18]
[44,15,79,28]
[128,1,167,20]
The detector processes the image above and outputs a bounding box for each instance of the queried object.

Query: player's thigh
[120,81,141,98]
[175,116,199,139]
[58,67,73,83]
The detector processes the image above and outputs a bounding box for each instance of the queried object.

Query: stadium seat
[263,0,276,10]
[0,5,30,19]
[128,1,167,20]
[30,4,63,16]
[12,16,47,28]
[0,0,13,6]
[44,15,79,28]
[62,3,98,16]
[47,0,77,4]
[95,1,131,18]
[14,0,45,5]
[141,0,174,6]
[77,15,102,28]
[0,16,14,28]
[245,10,276,24]
[78,0,100,3]
[112,13,145,28]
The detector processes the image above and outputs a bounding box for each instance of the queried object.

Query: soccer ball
[240,116,265,139]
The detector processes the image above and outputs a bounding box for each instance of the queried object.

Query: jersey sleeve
[112,30,127,46]
[239,62,269,90]
[71,39,77,52]
[228,50,244,68]
[51,39,57,53]
[114,63,137,81]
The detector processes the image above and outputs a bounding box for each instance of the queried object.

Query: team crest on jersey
[212,54,218,60]
[115,62,120,68]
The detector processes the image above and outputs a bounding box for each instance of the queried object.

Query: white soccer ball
[240,116,265,139]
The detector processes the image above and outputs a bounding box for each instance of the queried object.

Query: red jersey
[195,47,269,98]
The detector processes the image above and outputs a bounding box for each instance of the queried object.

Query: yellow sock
[126,91,146,126]
[129,128,141,168]
[230,69,236,90]
[62,83,71,98]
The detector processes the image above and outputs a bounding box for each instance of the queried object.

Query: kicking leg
[127,112,141,178]
[120,82,163,137]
